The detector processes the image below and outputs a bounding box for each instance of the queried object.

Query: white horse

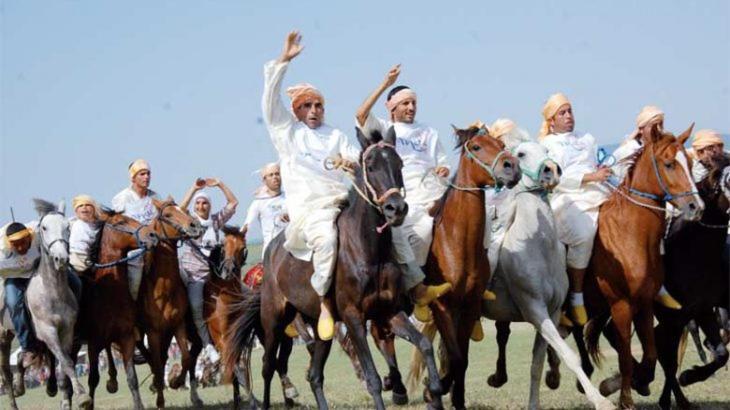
[411,138,614,410]
[0,199,91,410]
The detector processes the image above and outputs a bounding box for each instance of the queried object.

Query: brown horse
[137,198,203,409]
[583,123,702,409]
[417,124,520,410]
[79,209,158,410]
[224,127,445,410]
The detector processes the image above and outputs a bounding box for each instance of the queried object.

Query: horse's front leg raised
[0,330,19,410]
[371,321,408,405]
[174,321,204,407]
[632,304,658,392]
[37,326,91,410]
[388,312,443,410]
[341,310,386,410]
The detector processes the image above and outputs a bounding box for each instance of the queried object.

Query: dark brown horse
[583,124,702,409]
[654,154,730,409]
[79,209,158,410]
[414,124,520,410]
[224,127,445,410]
[137,198,203,409]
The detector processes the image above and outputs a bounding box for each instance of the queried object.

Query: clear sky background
[2,1,728,239]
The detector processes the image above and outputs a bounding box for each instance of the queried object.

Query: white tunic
[243,192,288,256]
[111,187,159,225]
[69,219,99,271]
[0,223,41,279]
[262,60,359,258]
[359,114,450,206]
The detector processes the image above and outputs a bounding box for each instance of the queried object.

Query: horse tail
[221,287,261,383]
[585,313,609,367]
[407,320,439,391]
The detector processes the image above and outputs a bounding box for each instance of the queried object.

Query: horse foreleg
[655,321,688,410]
[104,346,118,393]
[0,330,18,410]
[610,301,636,410]
[119,337,143,410]
[488,321,510,388]
[370,321,408,405]
[87,343,101,410]
[632,305,658,391]
[175,323,204,407]
[686,320,708,364]
[262,322,282,409]
[38,327,91,410]
[341,312,385,410]
[680,308,730,386]
[145,331,167,409]
[527,332,548,410]
[388,312,443,409]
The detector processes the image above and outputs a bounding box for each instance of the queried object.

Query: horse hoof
[678,369,695,387]
[106,379,119,394]
[392,391,409,405]
[169,377,184,390]
[77,393,93,410]
[545,370,560,390]
[632,381,650,397]
[192,398,204,408]
[383,375,393,391]
[487,373,507,388]
[599,374,621,396]
[60,400,72,410]
[283,385,299,399]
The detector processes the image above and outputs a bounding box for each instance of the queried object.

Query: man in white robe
[242,163,289,257]
[69,194,100,273]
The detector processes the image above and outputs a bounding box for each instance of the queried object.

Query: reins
[93,222,152,269]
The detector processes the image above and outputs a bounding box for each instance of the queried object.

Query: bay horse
[79,208,158,410]
[224,127,445,410]
[653,154,730,409]
[409,124,520,410]
[582,123,703,409]
[137,198,203,409]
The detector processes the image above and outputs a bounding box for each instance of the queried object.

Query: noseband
[462,129,510,185]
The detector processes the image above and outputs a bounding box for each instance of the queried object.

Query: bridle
[154,202,194,241]
[93,221,155,269]
[37,212,69,256]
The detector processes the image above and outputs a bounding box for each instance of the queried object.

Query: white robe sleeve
[336,129,362,163]
[430,129,450,171]
[262,60,295,152]
[357,113,388,138]
[111,191,126,213]
[544,139,583,191]
[243,200,260,229]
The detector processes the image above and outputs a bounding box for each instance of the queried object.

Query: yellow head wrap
[489,118,517,141]
[539,93,571,139]
[691,129,724,151]
[128,159,151,180]
[72,194,97,211]
[635,105,664,129]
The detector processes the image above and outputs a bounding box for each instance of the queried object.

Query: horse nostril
[689,203,697,211]
[503,161,512,169]
[543,166,551,174]
[383,204,396,213]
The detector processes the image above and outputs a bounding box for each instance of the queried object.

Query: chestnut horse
[410,124,520,410]
[79,209,158,410]
[583,124,702,409]
[224,127,445,410]
[137,198,203,409]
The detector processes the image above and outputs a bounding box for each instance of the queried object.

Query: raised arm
[356,64,401,128]
[180,178,205,211]
[207,178,239,211]
[262,31,304,131]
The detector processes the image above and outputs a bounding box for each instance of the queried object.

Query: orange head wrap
[539,93,571,139]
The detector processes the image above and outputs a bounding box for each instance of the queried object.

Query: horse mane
[88,220,106,265]
[221,225,245,238]
[33,198,57,215]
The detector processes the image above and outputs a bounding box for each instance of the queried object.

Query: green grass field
[7,243,730,409]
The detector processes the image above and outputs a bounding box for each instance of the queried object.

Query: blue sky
[1,1,728,239]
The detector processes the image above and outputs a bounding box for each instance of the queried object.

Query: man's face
[294,100,324,129]
[9,236,32,255]
[696,143,724,166]
[392,98,417,124]
[75,204,97,223]
[263,167,282,192]
[550,104,574,134]
[133,170,151,190]
[194,198,211,219]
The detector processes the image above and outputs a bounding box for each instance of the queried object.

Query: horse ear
[57,200,66,215]
[165,195,175,204]
[453,124,470,148]
[355,126,371,149]
[677,122,695,146]
[152,198,163,209]
[383,126,397,146]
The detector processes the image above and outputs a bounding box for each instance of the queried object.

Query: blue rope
[93,247,148,269]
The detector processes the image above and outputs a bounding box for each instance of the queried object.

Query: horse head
[152,197,204,240]
[639,123,704,221]
[698,154,730,216]
[98,208,159,252]
[355,126,408,227]
[33,198,70,271]
[217,225,248,281]
[511,141,561,191]
[453,123,521,188]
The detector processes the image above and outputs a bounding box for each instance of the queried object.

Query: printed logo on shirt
[398,130,428,152]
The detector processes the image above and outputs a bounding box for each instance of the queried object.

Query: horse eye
[471,145,481,152]
[517,152,525,158]
[664,162,674,169]
[367,165,374,173]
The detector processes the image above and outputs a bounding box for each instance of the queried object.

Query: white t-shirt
[111,187,159,225]
[244,192,288,256]
[69,219,99,255]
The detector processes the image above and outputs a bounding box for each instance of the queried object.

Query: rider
[69,194,100,273]
[612,105,665,180]
[261,31,450,340]
[1,221,42,362]
[111,159,159,301]
[690,129,727,182]
[179,177,238,360]
[241,162,289,256]
[541,95,681,326]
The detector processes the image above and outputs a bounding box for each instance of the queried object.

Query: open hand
[205,177,221,187]
[279,31,304,63]
[384,64,401,87]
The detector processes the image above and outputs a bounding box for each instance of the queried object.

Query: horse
[651,154,730,409]
[581,123,703,409]
[79,208,158,410]
[223,127,446,410]
[202,225,297,409]
[137,197,203,409]
[403,123,520,409]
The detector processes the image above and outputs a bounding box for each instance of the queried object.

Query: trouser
[554,205,599,270]
[186,278,211,345]
[5,278,33,350]
[394,204,435,267]
[126,248,146,300]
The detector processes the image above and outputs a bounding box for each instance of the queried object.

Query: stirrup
[471,321,484,342]
[414,283,453,306]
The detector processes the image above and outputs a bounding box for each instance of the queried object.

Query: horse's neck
[37,249,62,285]
[152,240,180,277]
[613,153,667,231]
[437,166,486,244]
[342,186,389,263]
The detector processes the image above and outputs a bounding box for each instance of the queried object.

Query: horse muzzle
[495,157,522,189]
[382,196,408,228]
[144,232,160,249]
[540,161,562,191]
[677,197,704,222]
